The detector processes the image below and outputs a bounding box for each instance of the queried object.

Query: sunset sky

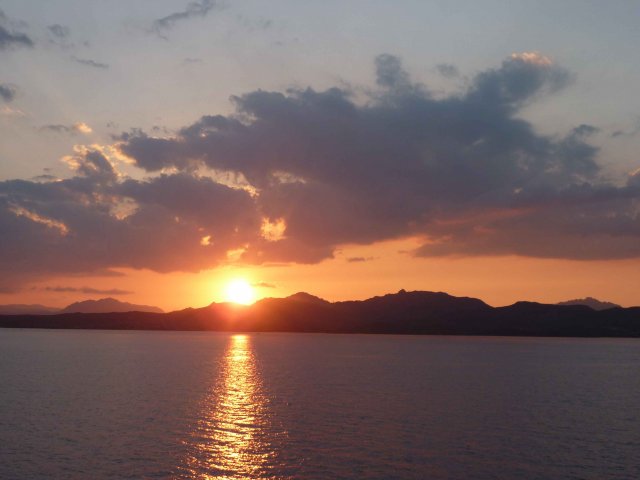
[1,0,640,311]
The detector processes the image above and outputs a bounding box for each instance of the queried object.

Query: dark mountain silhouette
[0,304,59,315]
[557,297,620,311]
[59,297,164,314]
[0,290,638,337]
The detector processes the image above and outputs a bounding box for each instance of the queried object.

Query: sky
[1,0,640,311]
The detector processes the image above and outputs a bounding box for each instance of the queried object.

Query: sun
[224,279,256,305]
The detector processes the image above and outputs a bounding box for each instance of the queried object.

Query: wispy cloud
[44,286,133,295]
[47,24,70,40]
[40,122,93,135]
[72,56,109,69]
[346,257,376,263]
[436,63,459,78]
[0,105,25,116]
[611,118,640,138]
[252,281,276,289]
[46,23,75,48]
[152,0,219,36]
[235,14,273,33]
[31,174,59,183]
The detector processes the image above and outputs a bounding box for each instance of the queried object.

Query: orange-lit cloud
[260,217,286,242]
[8,205,69,235]
[40,122,93,135]
[510,51,553,66]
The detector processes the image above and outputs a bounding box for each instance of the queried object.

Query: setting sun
[224,279,256,305]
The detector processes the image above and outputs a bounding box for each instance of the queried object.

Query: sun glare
[224,279,256,305]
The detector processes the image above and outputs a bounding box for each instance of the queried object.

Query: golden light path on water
[182,335,281,479]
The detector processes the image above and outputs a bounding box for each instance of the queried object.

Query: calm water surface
[1,330,639,479]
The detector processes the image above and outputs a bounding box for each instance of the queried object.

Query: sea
[0,329,639,479]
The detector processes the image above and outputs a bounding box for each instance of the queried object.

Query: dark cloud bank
[1,53,639,290]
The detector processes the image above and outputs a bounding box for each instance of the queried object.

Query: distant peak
[60,298,163,314]
[557,297,620,311]
[383,290,453,300]
[287,292,328,303]
[93,297,118,304]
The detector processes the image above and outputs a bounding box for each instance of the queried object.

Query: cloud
[72,56,109,69]
[152,0,218,36]
[436,63,459,78]
[46,23,76,48]
[0,83,17,102]
[571,124,599,137]
[0,105,25,116]
[0,10,33,50]
[346,257,375,263]
[235,14,273,33]
[611,118,640,138]
[1,53,639,290]
[0,144,261,290]
[44,286,133,295]
[31,174,59,183]
[469,52,571,109]
[47,24,70,39]
[252,281,276,289]
[374,53,414,91]
[116,53,637,263]
[40,122,93,135]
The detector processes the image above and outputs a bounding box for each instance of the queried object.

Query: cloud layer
[1,53,639,290]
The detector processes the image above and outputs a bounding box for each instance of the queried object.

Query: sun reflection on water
[182,335,281,479]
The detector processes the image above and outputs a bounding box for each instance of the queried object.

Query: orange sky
[5,237,639,311]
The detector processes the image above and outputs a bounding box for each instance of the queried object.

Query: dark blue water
[1,330,639,479]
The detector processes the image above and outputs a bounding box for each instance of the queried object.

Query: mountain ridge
[60,297,163,314]
[0,290,638,337]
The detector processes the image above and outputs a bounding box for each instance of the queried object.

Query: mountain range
[0,290,638,338]
[0,298,163,315]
